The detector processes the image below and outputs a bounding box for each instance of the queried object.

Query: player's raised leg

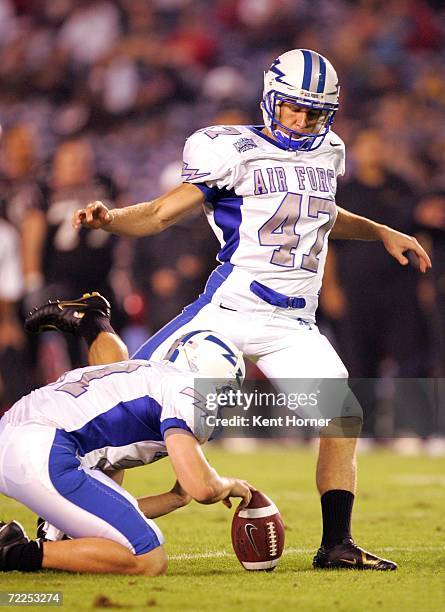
[24,290,220,367]
[25,292,128,364]
[24,263,246,367]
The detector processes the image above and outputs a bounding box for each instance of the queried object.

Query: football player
[0,316,252,575]
[68,49,431,570]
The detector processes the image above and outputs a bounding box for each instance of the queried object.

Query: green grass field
[1,445,444,611]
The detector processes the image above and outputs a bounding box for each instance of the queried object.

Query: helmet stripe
[301,49,312,90]
[164,329,208,362]
[180,329,208,343]
[205,334,237,365]
[317,55,326,93]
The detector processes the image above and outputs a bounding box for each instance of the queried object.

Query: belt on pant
[250,281,306,309]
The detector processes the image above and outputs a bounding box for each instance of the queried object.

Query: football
[231,490,285,571]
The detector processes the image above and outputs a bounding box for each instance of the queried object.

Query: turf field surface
[1,445,444,611]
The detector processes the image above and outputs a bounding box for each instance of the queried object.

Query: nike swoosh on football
[245,524,261,557]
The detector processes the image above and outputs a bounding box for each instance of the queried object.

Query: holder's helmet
[163,330,245,391]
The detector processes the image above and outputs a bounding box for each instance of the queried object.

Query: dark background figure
[414,191,445,444]
[321,129,431,439]
[0,124,46,229]
[332,129,429,379]
[0,123,47,296]
[0,123,48,400]
[0,216,28,414]
[23,137,123,380]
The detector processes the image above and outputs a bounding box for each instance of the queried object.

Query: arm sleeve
[333,139,346,177]
[182,128,235,195]
[160,376,214,444]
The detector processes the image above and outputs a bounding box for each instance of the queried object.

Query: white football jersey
[5,360,212,471]
[182,125,345,321]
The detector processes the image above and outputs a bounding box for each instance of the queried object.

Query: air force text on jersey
[253,164,337,196]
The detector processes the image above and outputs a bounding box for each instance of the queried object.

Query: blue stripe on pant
[132,262,234,360]
[48,430,161,555]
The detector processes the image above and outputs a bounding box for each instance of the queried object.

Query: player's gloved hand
[223,479,255,509]
[379,226,432,273]
[72,201,113,230]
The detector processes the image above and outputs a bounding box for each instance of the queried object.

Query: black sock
[321,489,354,548]
[78,311,116,348]
[4,540,44,572]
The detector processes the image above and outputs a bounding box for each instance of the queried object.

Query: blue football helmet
[163,330,245,391]
[261,49,340,152]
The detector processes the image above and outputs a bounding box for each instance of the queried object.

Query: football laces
[266,521,278,557]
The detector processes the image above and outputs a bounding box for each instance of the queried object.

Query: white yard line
[171,551,232,561]
[170,545,445,561]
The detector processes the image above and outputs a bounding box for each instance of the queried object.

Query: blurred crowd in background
[0,0,444,444]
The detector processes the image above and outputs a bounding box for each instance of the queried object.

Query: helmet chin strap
[274,126,307,141]
[272,104,315,151]
[273,127,313,151]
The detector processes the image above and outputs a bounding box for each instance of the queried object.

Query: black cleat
[313,538,397,571]
[25,292,111,335]
[36,517,69,542]
[0,520,30,571]
[36,517,47,541]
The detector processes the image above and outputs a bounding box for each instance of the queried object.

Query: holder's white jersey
[182,125,345,321]
[4,360,212,472]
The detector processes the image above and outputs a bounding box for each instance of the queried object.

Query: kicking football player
[68,49,432,570]
[0,319,252,575]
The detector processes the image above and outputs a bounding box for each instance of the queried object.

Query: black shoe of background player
[25,292,111,335]
[0,520,30,570]
[313,538,397,570]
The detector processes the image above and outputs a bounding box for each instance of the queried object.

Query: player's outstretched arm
[72,183,205,237]
[165,431,254,508]
[137,480,192,519]
[331,206,432,273]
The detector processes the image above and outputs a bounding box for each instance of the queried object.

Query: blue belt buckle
[288,296,306,309]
